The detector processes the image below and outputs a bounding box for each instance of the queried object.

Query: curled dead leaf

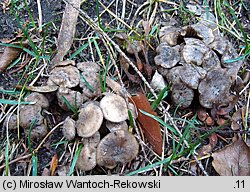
[50,153,58,176]
[131,92,163,155]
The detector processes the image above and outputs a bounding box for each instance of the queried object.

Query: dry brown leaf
[131,92,163,155]
[51,0,81,67]
[0,43,22,72]
[212,135,250,176]
[50,153,58,176]
[16,84,58,93]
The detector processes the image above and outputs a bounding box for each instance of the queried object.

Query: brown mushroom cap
[24,123,48,140]
[198,69,232,108]
[57,87,83,111]
[159,26,181,46]
[106,121,128,132]
[183,38,209,65]
[154,43,180,68]
[47,65,80,88]
[179,64,206,89]
[3,114,17,130]
[76,102,103,138]
[171,82,194,108]
[100,93,128,123]
[202,50,221,71]
[77,62,102,98]
[19,105,44,129]
[96,130,139,169]
[62,116,76,140]
[24,92,49,109]
[189,24,214,45]
[76,132,100,171]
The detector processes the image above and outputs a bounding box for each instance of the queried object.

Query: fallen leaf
[51,0,81,67]
[231,107,249,130]
[0,43,22,72]
[131,92,163,155]
[16,85,58,93]
[209,133,218,148]
[212,135,250,176]
[50,153,58,176]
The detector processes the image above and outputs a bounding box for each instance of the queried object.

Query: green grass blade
[28,119,38,152]
[61,96,77,114]
[151,86,169,110]
[80,73,95,93]
[128,110,134,128]
[5,141,9,176]
[32,154,38,176]
[0,89,20,95]
[0,99,35,105]
[139,109,178,135]
[68,143,84,176]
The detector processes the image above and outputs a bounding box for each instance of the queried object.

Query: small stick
[37,0,43,32]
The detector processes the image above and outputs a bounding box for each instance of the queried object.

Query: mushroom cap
[202,50,221,71]
[76,132,100,171]
[126,40,142,54]
[24,92,49,109]
[24,123,47,140]
[190,24,214,44]
[209,38,228,55]
[171,82,194,108]
[19,105,44,129]
[76,102,103,138]
[57,87,83,111]
[166,66,183,84]
[159,26,181,46]
[47,65,80,88]
[3,114,17,130]
[154,43,180,68]
[150,70,167,91]
[179,64,206,89]
[100,93,128,123]
[183,38,209,65]
[77,62,102,98]
[62,116,76,140]
[198,69,232,108]
[106,121,128,132]
[96,130,139,169]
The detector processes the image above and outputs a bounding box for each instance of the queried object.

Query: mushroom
[76,132,100,171]
[150,70,167,91]
[100,93,128,123]
[209,38,228,55]
[19,105,44,129]
[25,124,48,140]
[62,116,76,140]
[24,92,49,109]
[77,62,102,98]
[166,66,183,84]
[96,130,139,169]
[189,24,214,44]
[76,101,103,138]
[106,121,128,132]
[57,87,83,111]
[198,69,232,108]
[47,65,80,88]
[202,50,221,71]
[171,82,194,108]
[3,114,17,130]
[154,43,180,68]
[179,64,206,89]
[159,26,181,46]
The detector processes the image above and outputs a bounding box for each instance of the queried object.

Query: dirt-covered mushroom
[171,82,194,108]
[96,130,139,169]
[198,69,232,108]
[166,66,183,84]
[100,93,128,123]
[182,38,209,65]
[57,87,83,111]
[154,43,180,68]
[209,38,228,55]
[47,65,80,88]
[77,62,102,98]
[202,50,221,71]
[76,102,103,138]
[24,124,47,140]
[106,121,128,132]
[62,116,76,140]
[179,64,206,89]
[19,105,44,129]
[159,26,181,46]
[76,132,100,171]
[24,92,49,109]
[189,24,214,45]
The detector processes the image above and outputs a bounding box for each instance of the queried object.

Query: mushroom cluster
[62,93,139,171]
[155,12,243,109]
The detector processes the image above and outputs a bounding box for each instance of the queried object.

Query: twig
[37,0,43,32]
